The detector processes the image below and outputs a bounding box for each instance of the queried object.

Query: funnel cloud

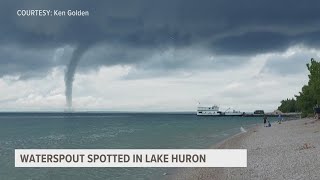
[64,46,88,109]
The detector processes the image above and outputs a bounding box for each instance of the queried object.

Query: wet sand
[170,118,320,180]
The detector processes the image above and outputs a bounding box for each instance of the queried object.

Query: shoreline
[170,117,320,180]
[212,124,258,149]
[167,123,258,180]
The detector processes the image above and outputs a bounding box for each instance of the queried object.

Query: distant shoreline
[0,111,196,115]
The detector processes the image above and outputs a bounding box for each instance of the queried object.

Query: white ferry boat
[197,105,221,116]
[197,105,244,116]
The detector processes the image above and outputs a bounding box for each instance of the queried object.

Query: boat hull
[197,111,244,116]
[197,111,221,116]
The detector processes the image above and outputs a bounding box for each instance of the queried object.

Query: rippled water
[0,112,276,179]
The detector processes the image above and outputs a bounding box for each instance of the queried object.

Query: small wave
[85,128,139,141]
[240,127,247,133]
[222,133,229,136]
[39,134,66,141]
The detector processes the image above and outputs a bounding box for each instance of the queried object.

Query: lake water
[0,112,276,180]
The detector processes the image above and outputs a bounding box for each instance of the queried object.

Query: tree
[278,58,320,117]
[278,98,298,113]
[306,58,320,105]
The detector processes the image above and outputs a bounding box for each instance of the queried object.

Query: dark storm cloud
[76,45,249,76]
[0,45,60,78]
[1,0,320,77]
[212,32,292,55]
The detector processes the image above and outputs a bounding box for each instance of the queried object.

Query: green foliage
[306,59,320,104]
[278,98,299,113]
[278,58,320,116]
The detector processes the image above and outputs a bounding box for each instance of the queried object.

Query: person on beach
[267,120,271,127]
[278,114,282,124]
[263,115,267,127]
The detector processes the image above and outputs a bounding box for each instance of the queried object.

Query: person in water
[263,115,267,127]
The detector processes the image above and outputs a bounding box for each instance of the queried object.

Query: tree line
[278,58,320,117]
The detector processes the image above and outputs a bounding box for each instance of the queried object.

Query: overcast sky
[0,0,319,112]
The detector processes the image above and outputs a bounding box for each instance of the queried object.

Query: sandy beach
[170,118,320,180]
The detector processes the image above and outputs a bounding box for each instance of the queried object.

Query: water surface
[0,112,276,180]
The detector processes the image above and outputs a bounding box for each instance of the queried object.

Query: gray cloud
[0,45,59,78]
[261,48,320,75]
[0,0,320,77]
